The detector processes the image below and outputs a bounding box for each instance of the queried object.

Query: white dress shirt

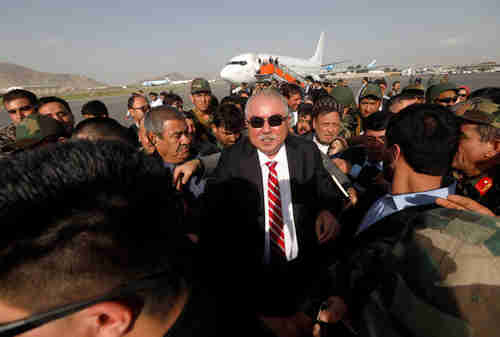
[257,145,299,263]
[151,98,163,107]
[313,135,329,155]
[357,183,456,235]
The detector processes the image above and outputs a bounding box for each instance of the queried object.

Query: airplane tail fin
[367,59,377,69]
[310,32,325,65]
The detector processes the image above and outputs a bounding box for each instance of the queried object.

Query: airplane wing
[321,60,351,68]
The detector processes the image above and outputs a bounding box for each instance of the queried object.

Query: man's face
[288,93,302,112]
[380,84,387,94]
[38,102,74,133]
[393,83,401,92]
[155,119,192,164]
[359,97,381,118]
[435,90,458,107]
[453,123,494,177]
[296,114,312,135]
[313,111,341,145]
[149,94,157,101]
[457,89,468,103]
[247,96,289,158]
[172,100,183,111]
[128,96,150,124]
[190,92,211,113]
[212,125,241,148]
[4,98,35,125]
[364,129,387,162]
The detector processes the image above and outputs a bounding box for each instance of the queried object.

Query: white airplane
[220,32,347,84]
[142,77,191,87]
[366,59,377,70]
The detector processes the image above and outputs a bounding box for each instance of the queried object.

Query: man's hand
[172,159,201,191]
[436,194,496,217]
[315,210,341,244]
[332,158,352,175]
[313,296,351,337]
[344,187,358,209]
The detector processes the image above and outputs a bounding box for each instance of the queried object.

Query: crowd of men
[0,73,498,337]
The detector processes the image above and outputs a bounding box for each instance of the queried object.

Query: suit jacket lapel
[241,138,265,232]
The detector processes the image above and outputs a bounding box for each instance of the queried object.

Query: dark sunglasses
[0,271,170,336]
[133,105,150,113]
[6,105,32,115]
[458,94,468,98]
[436,96,458,104]
[248,114,285,128]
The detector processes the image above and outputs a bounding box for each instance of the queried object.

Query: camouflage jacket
[456,168,500,216]
[342,109,362,139]
[327,205,500,337]
[0,123,16,158]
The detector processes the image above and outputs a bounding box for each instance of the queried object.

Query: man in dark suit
[202,89,347,335]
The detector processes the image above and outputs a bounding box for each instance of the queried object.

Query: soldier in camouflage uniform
[313,104,500,337]
[330,86,359,139]
[7,114,67,153]
[452,96,500,215]
[0,89,38,157]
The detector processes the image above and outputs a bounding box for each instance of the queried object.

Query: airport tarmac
[1,72,500,128]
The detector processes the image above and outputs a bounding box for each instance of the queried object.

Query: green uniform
[0,123,16,158]
[325,205,500,337]
[456,169,500,215]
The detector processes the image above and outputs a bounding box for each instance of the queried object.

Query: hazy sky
[1,0,499,84]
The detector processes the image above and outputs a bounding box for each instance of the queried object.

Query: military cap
[426,82,458,103]
[359,83,383,100]
[330,86,356,107]
[190,78,211,94]
[402,83,425,97]
[14,114,66,149]
[456,97,500,128]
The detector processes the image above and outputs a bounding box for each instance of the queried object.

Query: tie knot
[266,161,277,170]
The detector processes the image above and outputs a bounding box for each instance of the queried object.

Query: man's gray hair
[244,88,289,118]
[144,105,184,137]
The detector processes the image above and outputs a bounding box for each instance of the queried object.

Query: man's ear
[312,117,317,131]
[189,95,194,104]
[80,301,137,337]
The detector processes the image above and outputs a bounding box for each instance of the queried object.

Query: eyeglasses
[132,105,150,113]
[458,94,468,98]
[0,271,170,336]
[436,96,458,104]
[6,105,32,115]
[248,114,286,128]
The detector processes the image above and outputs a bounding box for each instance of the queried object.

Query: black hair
[81,100,109,117]
[2,89,37,106]
[386,104,460,176]
[0,141,190,317]
[363,110,390,131]
[297,103,313,118]
[280,83,302,99]
[312,95,343,119]
[164,93,183,106]
[127,93,145,109]
[212,104,244,132]
[149,92,158,97]
[72,117,136,146]
[37,96,72,114]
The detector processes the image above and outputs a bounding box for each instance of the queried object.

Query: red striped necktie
[266,161,286,259]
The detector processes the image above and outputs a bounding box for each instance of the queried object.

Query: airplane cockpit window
[227,61,247,66]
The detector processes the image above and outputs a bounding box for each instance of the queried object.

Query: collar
[391,183,456,211]
[257,143,287,167]
[313,135,330,154]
